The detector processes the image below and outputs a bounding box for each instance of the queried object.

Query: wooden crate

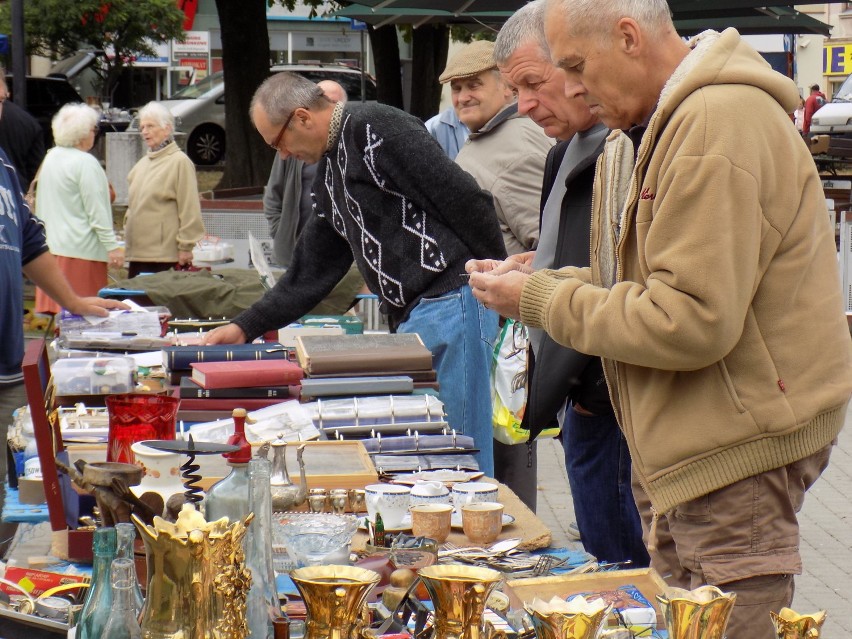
[503,567,668,629]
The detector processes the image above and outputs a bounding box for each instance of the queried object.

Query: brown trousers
[633,442,834,639]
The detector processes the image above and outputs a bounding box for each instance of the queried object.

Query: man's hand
[64,297,128,318]
[469,270,531,320]
[465,258,535,277]
[177,250,194,266]
[203,323,248,345]
[508,250,536,267]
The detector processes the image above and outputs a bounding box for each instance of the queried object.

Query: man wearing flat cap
[441,40,553,509]
[444,40,554,257]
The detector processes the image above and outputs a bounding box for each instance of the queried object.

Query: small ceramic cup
[365,483,411,529]
[452,482,499,510]
[410,503,453,543]
[461,501,504,545]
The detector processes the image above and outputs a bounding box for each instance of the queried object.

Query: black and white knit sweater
[234,102,506,339]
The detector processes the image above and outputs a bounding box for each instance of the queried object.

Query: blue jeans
[399,286,498,477]
[563,404,649,566]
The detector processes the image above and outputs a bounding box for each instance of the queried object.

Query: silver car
[145,64,377,165]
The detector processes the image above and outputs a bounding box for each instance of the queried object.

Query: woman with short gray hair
[34,103,123,314]
[124,101,204,278]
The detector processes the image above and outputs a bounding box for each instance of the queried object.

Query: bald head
[318,80,348,104]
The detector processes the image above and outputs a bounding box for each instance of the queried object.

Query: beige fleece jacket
[519,29,852,514]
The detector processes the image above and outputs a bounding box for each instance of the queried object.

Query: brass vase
[770,608,827,638]
[291,565,381,639]
[132,506,254,639]
[656,585,736,639]
[524,604,611,639]
[418,565,506,639]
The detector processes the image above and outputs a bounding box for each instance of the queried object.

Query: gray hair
[494,0,549,66]
[546,0,673,41]
[251,72,328,126]
[137,101,175,131]
[52,103,100,147]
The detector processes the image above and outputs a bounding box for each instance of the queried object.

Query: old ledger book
[295,333,433,376]
[190,359,304,389]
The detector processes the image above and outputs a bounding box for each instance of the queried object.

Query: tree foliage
[0,0,185,101]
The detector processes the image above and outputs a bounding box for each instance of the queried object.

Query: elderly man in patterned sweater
[206,72,507,476]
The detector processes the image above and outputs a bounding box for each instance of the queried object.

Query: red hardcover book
[190,359,304,389]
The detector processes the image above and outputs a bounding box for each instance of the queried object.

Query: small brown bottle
[273,614,290,639]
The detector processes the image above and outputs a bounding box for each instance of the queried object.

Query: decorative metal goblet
[307,488,328,513]
[330,489,349,514]
[348,489,366,513]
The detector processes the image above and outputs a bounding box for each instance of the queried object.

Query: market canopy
[332,0,832,35]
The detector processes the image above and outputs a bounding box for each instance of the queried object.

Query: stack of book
[162,344,303,421]
[162,343,290,385]
[294,333,438,400]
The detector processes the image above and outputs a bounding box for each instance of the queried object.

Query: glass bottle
[101,558,143,639]
[246,457,278,638]
[77,527,117,639]
[115,522,144,614]
[204,408,253,522]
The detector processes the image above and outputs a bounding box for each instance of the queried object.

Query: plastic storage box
[52,356,137,396]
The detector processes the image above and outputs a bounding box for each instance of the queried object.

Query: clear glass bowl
[274,513,359,568]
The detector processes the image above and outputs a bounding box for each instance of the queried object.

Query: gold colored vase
[524,605,611,639]
[291,565,381,639]
[656,586,736,639]
[132,509,254,639]
[770,608,827,638]
[419,565,506,639]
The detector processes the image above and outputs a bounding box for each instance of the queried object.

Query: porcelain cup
[461,501,504,545]
[365,483,411,529]
[451,482,498,510]
[410,503,453,543]
[409,480,451,507]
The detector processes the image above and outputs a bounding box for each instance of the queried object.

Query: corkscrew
[142,436,239,507]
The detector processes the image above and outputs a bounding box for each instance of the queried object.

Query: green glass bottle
[77,527,117,639]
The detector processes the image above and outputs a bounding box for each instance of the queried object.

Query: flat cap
[439,40,497,84]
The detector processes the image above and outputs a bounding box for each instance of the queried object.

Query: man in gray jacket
[263,80,364,314]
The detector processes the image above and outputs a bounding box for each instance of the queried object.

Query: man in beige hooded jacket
[466,0,852,636]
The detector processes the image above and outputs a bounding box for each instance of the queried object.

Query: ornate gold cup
[770,608,827,638]
[291,564,381,639]
[132,505,254,639]
[656,585,736,639]
[418,565,506,639]
[524,602,611,639]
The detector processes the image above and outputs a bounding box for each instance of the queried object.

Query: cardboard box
[17,476,46,504]
[503,567,668,630]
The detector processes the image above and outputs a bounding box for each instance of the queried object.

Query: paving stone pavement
[535,405,852,636]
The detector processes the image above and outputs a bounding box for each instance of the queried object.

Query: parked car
[143,64,377,165]
[4,74,84,148]
[809,73,852,138]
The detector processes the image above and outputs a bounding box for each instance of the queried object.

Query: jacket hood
[656,29,799,126]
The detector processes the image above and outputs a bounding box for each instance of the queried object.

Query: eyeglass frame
[268,108,299,151]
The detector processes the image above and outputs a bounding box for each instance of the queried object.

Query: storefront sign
[823,43,852,76]
[172,31,210,62]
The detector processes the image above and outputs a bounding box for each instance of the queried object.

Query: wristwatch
[34,595,71,622]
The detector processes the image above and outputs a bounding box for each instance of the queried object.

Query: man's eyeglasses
[269,109,298,150]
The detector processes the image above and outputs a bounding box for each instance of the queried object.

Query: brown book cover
[170,388,300,410]
[304,368,438,382]
[190,359,304,389]
[178,377,297,399]
[295,333,433,375]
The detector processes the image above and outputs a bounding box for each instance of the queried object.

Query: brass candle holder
[656,585,736,639]
[290,565,381,639]
[770,607,827,638]
[524,596,612,639]
[419,565,507,639]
